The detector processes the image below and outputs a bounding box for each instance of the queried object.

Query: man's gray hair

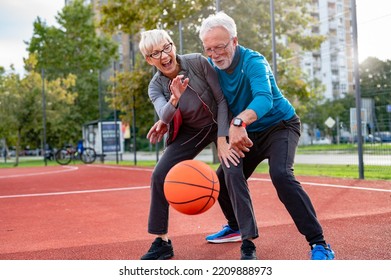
[199,11,237,40]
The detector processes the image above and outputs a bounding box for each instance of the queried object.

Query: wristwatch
[231,117,247,128]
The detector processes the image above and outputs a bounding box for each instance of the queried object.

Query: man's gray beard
[215,64,228,70]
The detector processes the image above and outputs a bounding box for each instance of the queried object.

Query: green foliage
[100,0,213,34]
[0,56,76,165]
[107,59,155,136]
[300,57,391,138]
[26,0,118,146]
[359,57,391,132]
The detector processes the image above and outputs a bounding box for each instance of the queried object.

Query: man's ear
[232,36,239,47]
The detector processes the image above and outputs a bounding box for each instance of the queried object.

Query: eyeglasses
[149,43,173,59]
[203,39,232,56]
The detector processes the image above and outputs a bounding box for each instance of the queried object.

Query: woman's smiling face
[146,41,179,79]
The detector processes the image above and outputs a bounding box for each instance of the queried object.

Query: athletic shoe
[206,225,241,243]
[240,239,257,260]
[140,237,174,260]
[310,244,335,260]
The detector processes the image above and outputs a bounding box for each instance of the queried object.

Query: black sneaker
[240,239,257,260]
[140,237,174,260]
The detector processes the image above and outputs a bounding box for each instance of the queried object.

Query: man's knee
[270,166,295,186]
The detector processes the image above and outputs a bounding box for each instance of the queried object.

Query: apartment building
[302,0,355,100]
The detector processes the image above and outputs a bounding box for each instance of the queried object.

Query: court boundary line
[2,177,389,200]
[0,186,150,199]
[0,166,78,179]
[87,164,153,172]
[90,165,390,193]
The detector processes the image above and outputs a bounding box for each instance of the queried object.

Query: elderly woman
[138,29,241,260]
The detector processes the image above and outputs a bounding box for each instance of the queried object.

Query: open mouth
[161,59,173,69]
[213,58,225,67]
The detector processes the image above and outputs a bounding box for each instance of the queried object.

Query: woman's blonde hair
[139,29,174,58]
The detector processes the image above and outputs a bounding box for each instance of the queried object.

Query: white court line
[0,166,78,179]
[2,165,389,200]
[0,186,150,199]
[248,178,391,193]
[86,164,153,172]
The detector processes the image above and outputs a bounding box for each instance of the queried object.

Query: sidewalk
[4,149,389,166]
[106,149,391,166]
[105,148,214,163]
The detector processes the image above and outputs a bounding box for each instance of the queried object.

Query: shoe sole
[241,256,258,260]
[206,235,241,243]
[157,252,174,260]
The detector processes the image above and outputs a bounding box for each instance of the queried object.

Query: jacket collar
[224,45,241,73]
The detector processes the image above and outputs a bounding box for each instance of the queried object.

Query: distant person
[198,12,335,260]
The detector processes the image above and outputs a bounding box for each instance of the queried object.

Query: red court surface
[0,164,390,260]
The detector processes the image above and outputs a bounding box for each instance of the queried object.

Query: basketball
[164,160,220,215]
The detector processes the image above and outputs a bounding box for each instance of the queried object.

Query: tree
[0,55,77,166]
[360,57,391,132]
[99,0,213,35]
[107,59,154,137]
[27,0,118,144]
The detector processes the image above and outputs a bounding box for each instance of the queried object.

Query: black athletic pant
[148,124,218,234]
[216,115,326,245]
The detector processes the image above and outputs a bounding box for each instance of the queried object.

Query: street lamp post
[351,0,364,179]
[270,0,277,80]
[41,69,47,166]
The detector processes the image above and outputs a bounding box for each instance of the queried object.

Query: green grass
[297,143,391,154]
[105,160,391,180]
[254,163,391,180]
[207,162,390,180]
[1,158,390,180]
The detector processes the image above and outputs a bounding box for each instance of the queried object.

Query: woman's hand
[147,120,168,144]
[169,75,189,107]
[217,137,240,168]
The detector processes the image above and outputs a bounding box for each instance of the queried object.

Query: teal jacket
[210,45,295,132]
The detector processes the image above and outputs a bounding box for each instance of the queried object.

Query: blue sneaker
[310,244,335,260]
[206,225,241,243]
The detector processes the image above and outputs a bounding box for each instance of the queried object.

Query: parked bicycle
[55,141,96,165]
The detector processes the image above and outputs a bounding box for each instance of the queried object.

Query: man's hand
[147,120,168,144]
[228,126,253,158]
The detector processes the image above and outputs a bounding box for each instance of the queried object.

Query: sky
[0,0,391,76]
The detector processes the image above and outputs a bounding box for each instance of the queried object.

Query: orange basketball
[164,160,220,215]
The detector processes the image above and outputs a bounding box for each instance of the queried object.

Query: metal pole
[351,0,364,179]
[132,94,137,165]
[41,69,47,166]
[179,21,183,55]
[270,0,277,81]
[113,62,119,164]
[98,70,105,162]
[215,0,220,11]
[131,38,137,165]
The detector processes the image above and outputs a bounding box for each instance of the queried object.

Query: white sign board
[325,117,335,128]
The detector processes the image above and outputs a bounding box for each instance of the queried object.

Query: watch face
[233,118,242,126]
